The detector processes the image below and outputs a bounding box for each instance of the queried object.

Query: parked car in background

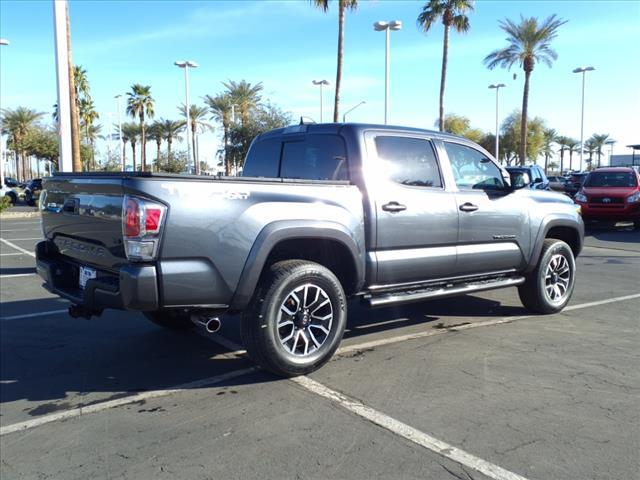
[1,184,17,205]
[547,175,568,192]
[564,172,589,198]
[505,165,550,190]
[574,167,640,228]
[24,178,43,206]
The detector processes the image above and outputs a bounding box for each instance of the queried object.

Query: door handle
[382,201,407,212]
[459,202,478,212]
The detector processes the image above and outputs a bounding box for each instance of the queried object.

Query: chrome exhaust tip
[191,314,221,333]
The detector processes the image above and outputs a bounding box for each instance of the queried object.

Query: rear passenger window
[280,135,348,180]
[242,138,282,177]
[444,142,504,190]
[374,136,442,188]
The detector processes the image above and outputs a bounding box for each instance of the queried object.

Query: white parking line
[2,237,42,241]
[0,367,257,436]
[336,292,640,356]
[0,238,36,257]
[293,376,530,480]
[0,228,42,232]
[0,273,36,279]
[0,309,68,321]
[0,252,24,256]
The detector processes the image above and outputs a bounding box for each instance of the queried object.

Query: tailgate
[41,176,126,270]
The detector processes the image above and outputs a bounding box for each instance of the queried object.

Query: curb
[0,211,41,220]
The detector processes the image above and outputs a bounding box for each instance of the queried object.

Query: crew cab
[574,167,640,227]
[36,123,584,376]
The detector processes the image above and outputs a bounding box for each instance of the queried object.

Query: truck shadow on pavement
[1,294,524,413]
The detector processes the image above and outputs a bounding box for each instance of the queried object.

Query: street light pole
[0,38,9,187]
[573,66,595,172]
[343,101,366,123]
[312,80,329,123]
[52,1,73,173]
[114,94,124,171]
[374,20,402,125]
[488,83,506,160]
[175,60,198,174]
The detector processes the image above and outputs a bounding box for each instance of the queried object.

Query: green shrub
[0,196,12,213]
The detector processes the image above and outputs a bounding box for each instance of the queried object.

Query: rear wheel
[144,310,194,330]
[518,239,576,314]
[241,260,347,377]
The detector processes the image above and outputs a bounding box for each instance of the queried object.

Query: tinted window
[280,135,348,180]
[585,171,637,187]
[531,167,543,183]
[374,136,442,188]
[242,138,282,177]
[444,142,504,190]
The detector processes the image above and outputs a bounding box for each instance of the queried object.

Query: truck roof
[256,122,465,142]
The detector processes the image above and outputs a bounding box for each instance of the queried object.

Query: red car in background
[574,167,640,228]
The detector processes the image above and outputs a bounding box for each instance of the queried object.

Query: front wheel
[241,260,347,377]
[518,239,576,314]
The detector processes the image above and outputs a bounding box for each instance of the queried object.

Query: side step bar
[364,276,525,308]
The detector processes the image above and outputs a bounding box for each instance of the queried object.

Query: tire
[6,192,17,205]
[518,239,576,314]
[241,260,347,377]
[144,310,195,330]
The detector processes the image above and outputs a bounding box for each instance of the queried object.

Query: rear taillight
[122,195,167,261]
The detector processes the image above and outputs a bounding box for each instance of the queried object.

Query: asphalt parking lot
[1,217,638,480]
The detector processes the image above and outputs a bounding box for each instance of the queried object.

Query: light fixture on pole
[175,60,198,174]
[114,94,124,171]
[343,101,366,123]
[0,38,9,187]
[312,80,329,123]
[373,20,402,125]
[573,66,595,172]
[488,83,506,160]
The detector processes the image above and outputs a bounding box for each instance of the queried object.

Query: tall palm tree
[64,2,82,172]
[566,138,580,171]
[541,128,557,174]
[84,123,103,171]
[73,65,91,101]
[222,80,263,126]
[204,93,233,175]
[78,98,99,145]
[126,84,154,172]
[159,119,184,170]
[146,121,163,172]
[312,0,359,122]
[484,15,567,164]
[417,0,474,132]
[1,107,44,181]
[555,135,570,174]
[178,104,213,174]
[583,138,597,170]
[121,123,140,172]
[589,133,610,168]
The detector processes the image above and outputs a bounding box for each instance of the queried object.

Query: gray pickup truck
[36,123,584,375]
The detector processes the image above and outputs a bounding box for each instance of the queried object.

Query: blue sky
[1,0,639,169]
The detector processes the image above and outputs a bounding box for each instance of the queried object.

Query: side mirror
[509,171,531,190]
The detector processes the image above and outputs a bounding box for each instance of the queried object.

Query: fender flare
[229,220,365,310]
[525,214,584,272]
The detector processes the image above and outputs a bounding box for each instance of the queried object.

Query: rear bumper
[36,240,159,312]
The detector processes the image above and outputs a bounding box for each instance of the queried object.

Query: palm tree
[178,104,213,174]
[121,123,141,172]
[1,107,44,180]
[222,80,263,126]
[204,93,233,174]
[312,0,359,122]
[73,65,91,101]
[541,128,557,174]
[583,138,597,170]
[64,2,82,172]
[159,119,184,170]
[484,15,567,164]
[589,133,610,168]
[126,84,154,172]
[84,123,103,171]
[555,135,570,174]
[417,0,474,132]
[566,138,580,171]
[78,98,99,145]
[146,121,163,172]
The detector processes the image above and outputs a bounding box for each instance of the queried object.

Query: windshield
[584,172,637,188]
